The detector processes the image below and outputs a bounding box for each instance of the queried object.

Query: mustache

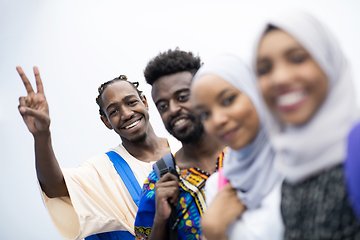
[167,112,196,127]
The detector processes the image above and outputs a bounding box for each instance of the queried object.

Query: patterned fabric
[281,164,360,240]
[134,151,225,240]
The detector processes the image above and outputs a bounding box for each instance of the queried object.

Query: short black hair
[144,48,202,85]
[96,75,143,116]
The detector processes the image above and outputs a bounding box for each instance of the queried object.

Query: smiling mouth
[222,128,238,142]
[276,90,306,109]
[174,118,186,127]
[124,119,141,129]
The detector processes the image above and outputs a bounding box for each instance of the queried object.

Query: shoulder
[145,170,159,184]
[75,152,112,169]
[65,147,124,176]
[140,170,158,196]
[205,172,219,205]
[206,172,219,190]
[345,122,360,221]
[349,121,360,136]
[347,122,360,162]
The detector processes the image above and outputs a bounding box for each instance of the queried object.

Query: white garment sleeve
[42,154,138,240]
[41,138,182,240]
[204,172,219,206]
[205,173,284,240]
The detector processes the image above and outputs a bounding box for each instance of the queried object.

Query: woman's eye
[223,95,236,106]
[290,54,307,64]
[257,64,271,76]
[200,112,209,121]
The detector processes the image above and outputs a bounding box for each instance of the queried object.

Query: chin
[130,133,148,143]
[282,117,307,126]
[177,128,204,144]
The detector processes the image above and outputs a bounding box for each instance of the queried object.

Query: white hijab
[192,54,282,209]
[253,11,360,184]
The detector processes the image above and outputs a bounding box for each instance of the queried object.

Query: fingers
[157,172,179,183]
[16,66,44,94]
[18,97,27,115]
[156,177,179,190]
[17,66,34,94]
[156,173,180,206]
[222,182,235,192]
[156,186,179,205]
[33,66,44,93]
[216,183,237,201]
[18,104,46,120]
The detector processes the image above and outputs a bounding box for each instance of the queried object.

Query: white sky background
[1,0,360,239]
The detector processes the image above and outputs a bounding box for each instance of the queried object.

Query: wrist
[33,129,51,142]
[153,214,169,225]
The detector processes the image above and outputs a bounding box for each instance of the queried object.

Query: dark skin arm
[17,66,68,198]
[148,172,179,240]
[201,183,245,240]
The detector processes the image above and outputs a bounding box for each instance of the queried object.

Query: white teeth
[174,118,186,126]
[125,120,140,129]
[277,91,305,107]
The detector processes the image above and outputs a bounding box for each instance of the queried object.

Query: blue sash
[85,231,134,240]
[85,151,141,240]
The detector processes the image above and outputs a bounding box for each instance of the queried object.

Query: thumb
[19,106,27,115]
[21,106,48,121]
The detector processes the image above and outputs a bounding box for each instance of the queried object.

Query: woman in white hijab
[191,54,284,240]
[254,11,360,239]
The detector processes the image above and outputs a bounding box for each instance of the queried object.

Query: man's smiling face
[151,71,204,144]
[100,81,150,142]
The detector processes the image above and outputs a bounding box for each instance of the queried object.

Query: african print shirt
[134,151,225,240]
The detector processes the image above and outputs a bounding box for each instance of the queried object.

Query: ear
[141,95,149,111]
[101,115,113,130]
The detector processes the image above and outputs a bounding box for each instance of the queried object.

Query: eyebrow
[195,88,234,110]
[285,46,303,55]
[154,88,189,106]
[216,88,233,100]
[106,94,137,112]
[257,45,304,64]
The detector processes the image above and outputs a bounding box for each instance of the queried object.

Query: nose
[211,107,228,130]
[169,99,182,116]
[120,106,134,121]
[271,63,293,87]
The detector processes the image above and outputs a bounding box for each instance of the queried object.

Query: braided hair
[144,48,202,85]
[96,75,143,116]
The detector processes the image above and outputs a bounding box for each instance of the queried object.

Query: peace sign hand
[17,66,50,135]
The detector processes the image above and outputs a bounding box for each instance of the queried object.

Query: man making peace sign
[16,66,181,240]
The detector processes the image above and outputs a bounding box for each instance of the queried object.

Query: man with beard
[16,68,181,240]
[134,49,225,240]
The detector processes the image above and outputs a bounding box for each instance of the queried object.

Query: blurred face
[100,81,150,143]
[152,71,204,144]
[192,74,259,150]
[256,29,328,126]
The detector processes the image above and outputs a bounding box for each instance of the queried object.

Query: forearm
[34,130,68,198]
[148,216,169,240]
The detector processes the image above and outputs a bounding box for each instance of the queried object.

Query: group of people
[17,11,360,240]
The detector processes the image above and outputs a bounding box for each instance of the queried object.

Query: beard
[166,112,204,144]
